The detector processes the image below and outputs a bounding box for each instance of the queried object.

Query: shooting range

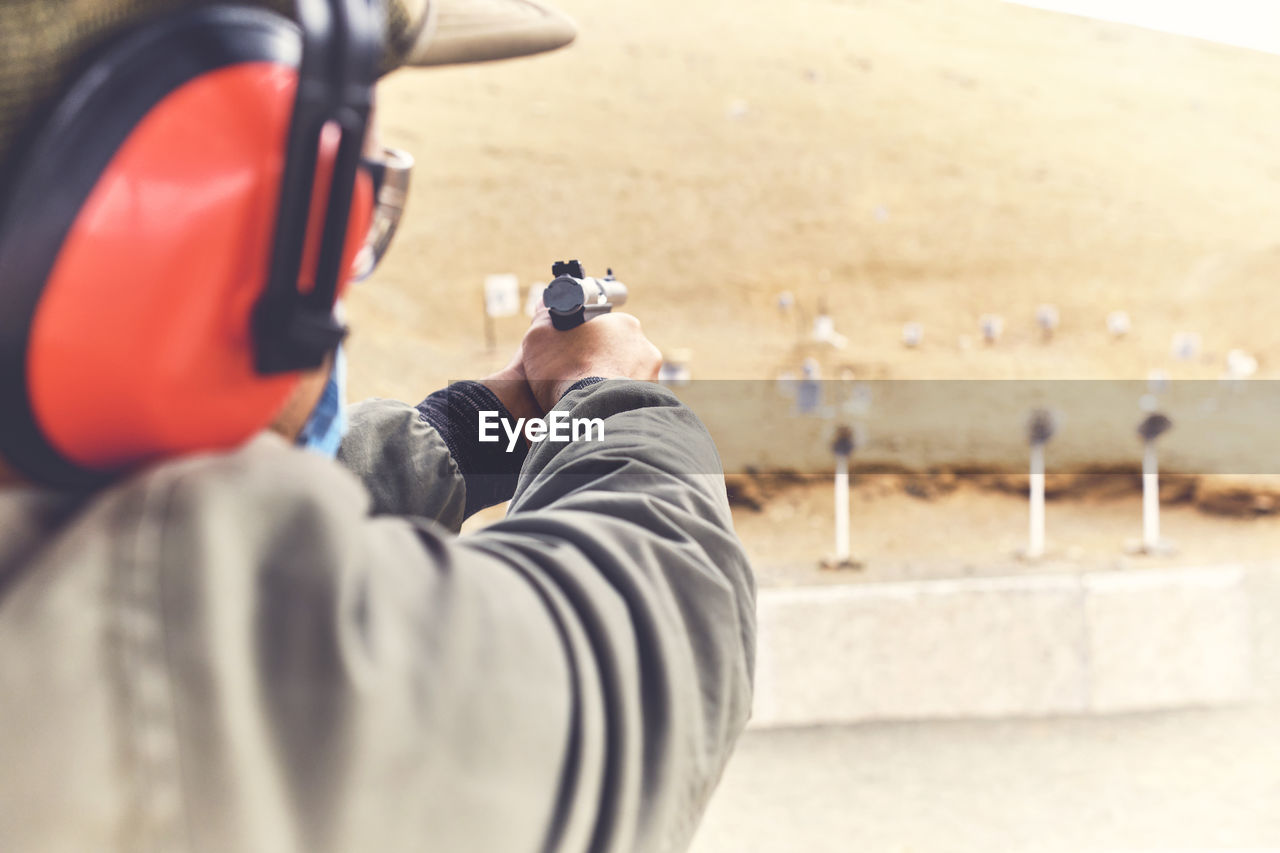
[355,0,1280,599]
[345,0,1280,848]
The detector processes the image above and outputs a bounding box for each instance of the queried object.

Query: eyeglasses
[352,146,414,282]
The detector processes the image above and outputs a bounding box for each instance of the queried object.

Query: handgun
[542,260,628,331]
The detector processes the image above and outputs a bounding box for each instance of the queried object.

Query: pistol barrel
[544,269,628,331]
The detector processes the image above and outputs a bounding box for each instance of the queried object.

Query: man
[0,1,755,851]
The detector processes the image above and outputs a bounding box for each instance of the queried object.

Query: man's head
[0,0,574,488]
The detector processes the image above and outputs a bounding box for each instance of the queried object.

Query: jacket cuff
[416,381,527,517]
[562,376,606,399]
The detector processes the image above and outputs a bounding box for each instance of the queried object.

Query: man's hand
[521,306,662,413]
[481,351,543,425]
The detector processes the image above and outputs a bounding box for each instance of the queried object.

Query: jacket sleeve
[337,398,469,530]
[159,381,755,853]
[338,380,530,531]
[464,380,758,852]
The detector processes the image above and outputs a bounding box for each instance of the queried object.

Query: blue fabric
[297,344,349,459]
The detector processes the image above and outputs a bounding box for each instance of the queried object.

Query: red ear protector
[0,0,381,488]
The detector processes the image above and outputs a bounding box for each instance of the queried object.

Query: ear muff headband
[0,3,378,488]
[256,0,381,373]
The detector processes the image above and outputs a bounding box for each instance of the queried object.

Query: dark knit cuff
[562,377,606,399]
[416,381,528,517]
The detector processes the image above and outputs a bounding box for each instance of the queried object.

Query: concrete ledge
[751,565,1254,729]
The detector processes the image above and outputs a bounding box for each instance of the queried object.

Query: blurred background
[353,0,1280,849]
[352,0,1280,390]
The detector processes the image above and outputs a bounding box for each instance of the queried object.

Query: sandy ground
[351,0,1280,395]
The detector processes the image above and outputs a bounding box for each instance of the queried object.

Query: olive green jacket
[0,381,755,852]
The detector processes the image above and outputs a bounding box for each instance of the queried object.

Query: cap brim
[406,0,577,67]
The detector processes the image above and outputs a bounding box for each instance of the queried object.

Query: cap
[0,0,577,170]
[401,0,578,68]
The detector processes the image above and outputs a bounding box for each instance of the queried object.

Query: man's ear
[269,356,334,442]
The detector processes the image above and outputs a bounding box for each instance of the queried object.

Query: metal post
[1028,442,1046,560]
[1142,439,1159,551]
[1130,412,1174,556]
[834,453,850,563]
[823,426,859,570]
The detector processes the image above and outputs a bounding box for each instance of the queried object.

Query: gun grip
[550,309,585,331]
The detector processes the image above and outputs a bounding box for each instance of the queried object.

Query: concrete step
[696,703,1280,852]
[751,563,1280,728]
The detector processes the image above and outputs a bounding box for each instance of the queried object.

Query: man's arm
[161,380,753,852]
[462,380,757,851]
[242,310,755,851]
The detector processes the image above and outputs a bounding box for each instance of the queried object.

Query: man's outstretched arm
[163,381,753,852]
[206,311,756,851]
[458,379,756,852]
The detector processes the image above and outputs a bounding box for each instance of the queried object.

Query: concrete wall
[751,564,1271,728]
